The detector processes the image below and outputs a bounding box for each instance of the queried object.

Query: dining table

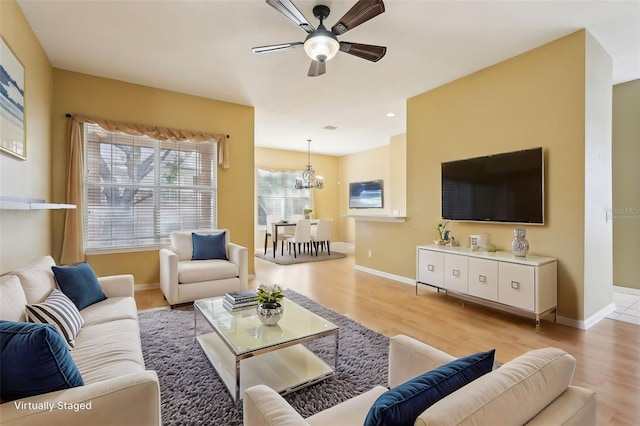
[271,220,318,258]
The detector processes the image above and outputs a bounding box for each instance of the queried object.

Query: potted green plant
[255,284,284,326]
[436,221,449,245]
[303,209,313,219]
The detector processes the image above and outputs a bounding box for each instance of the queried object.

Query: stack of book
[223,290,258,312]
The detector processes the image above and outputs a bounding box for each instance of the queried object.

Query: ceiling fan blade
[331,0,385,35]
[307,60,326,77]
[339,42,386,62]
[252,42,303,55]
[266,0,315,33]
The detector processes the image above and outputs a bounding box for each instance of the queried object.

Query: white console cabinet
[416,245,557,332]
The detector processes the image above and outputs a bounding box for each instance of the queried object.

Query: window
[83,123,217,250]
[257,169,310,227]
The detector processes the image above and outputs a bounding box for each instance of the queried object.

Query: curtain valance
[67,114,230,169]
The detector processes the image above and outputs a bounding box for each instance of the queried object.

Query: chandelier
[295,139,324,189]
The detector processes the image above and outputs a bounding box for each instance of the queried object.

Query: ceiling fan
[252,0,387,77]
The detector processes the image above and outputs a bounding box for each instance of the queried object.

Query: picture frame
[0,36,26,160]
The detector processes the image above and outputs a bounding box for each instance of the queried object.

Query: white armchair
[159,229,248,308]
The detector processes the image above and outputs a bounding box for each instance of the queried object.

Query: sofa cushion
[192,232,228,260]
[307,386,388,426]
[80,296,138,327]
[0,275,27,322]
[170,229,230,261]
[12,255,57,304]
[365,349,495,426]
[26,289,84,348]
[0,321,84,401]
[177,259,239,283]
[52,263,107,310]
[417,347,576,425]
[71,319,145,384]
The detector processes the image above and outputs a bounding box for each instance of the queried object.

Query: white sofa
[0,256,161,426]
[243,335,597,426]
[159,229,248,307]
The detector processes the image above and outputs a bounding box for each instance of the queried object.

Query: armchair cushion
[52,263,107,310]
[0,321,84,401]
[364,349,495,426]
[177,259,239,283]
[26,289,84,349]
[192,232,228,260]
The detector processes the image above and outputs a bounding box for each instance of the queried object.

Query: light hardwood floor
[135,254,639,425]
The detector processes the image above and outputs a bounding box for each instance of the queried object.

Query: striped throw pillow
[26,289,84,349]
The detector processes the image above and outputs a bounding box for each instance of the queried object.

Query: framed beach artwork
[0,36,26,160]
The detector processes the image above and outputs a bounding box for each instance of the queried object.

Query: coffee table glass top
[194,297,338,355]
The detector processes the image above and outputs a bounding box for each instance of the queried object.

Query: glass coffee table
[194,297,339,401]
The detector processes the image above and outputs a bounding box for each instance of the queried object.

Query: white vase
[511,228,529,257]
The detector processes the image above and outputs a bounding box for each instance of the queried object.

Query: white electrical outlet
[368,250,373,258]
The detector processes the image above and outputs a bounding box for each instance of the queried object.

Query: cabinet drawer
[498,263,535,311]
[417,250,444,287]
[444,254,468,293]
[468,258,498,301]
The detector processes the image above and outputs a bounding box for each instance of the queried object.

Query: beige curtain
[60,119,85,265]
[60,114,230,264]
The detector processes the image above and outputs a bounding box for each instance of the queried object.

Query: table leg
[235,357,241,402]
[334,331,339,370]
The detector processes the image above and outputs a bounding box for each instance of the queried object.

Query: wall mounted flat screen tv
[441,147,544,224]
[349,180,383,209]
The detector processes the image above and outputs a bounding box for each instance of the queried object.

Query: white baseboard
[134,283,159,291]
[613,285,640,296]
[332,242,354,253]
[353,264,415,286]
[557,302,617,330]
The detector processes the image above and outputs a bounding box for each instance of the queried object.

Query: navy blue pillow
[192,232,228,260]
[52,262,106,310]
[364,349,496,426]
[0,321,84,401]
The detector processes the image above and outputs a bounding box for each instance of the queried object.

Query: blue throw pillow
[52,263,106,310]
[364,349,496,426]
[0,321,84,401]
[192,232,228,260]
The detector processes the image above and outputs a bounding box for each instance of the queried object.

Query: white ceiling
[18,0,640,156]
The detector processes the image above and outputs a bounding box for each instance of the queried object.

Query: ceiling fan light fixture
[304,30,340,62]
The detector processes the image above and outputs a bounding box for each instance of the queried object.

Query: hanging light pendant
[295,139,324,189]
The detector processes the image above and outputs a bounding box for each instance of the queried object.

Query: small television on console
[441,147,544,224]
[349,180,383,209]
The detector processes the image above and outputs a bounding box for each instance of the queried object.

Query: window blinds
[83,123,217,249]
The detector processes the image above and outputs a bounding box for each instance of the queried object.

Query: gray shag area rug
[138,290,389,425]
[255,250,347,265]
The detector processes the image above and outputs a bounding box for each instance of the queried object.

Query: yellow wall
[254,147,339,248]
[339,145,389,244]
[0,0,54,273]
[51,70,255,283]
[613,79,640,290]
[356,31,592,320]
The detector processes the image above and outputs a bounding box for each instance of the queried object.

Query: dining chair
[264,215,281,255]
[286,219,312,258]
[311,218,332,255]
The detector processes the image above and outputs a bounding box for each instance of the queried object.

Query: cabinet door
[498,263,535,311]
[468,258,498,301]
[417,249,444,287]
[444,254,468,293]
